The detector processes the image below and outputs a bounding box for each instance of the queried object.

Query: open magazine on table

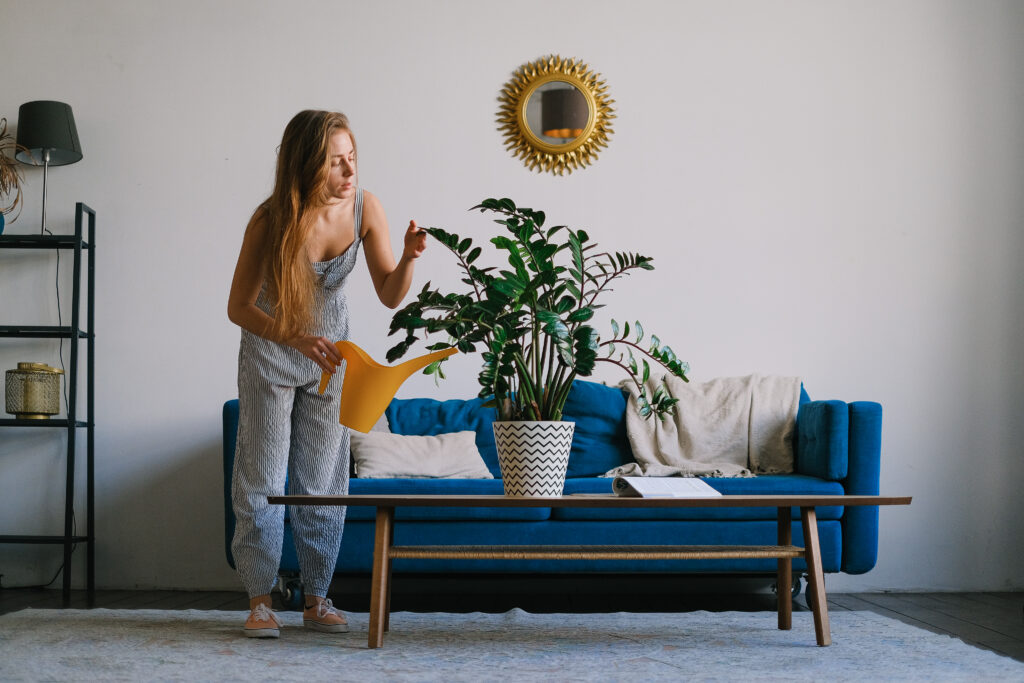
[611,476,722,498]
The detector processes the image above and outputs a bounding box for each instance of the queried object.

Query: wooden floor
[1,585,1021,662]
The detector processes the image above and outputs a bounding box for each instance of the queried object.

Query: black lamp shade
[541,88,589,139]
[15,101,82,166]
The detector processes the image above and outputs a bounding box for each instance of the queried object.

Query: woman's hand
[288,335,343,373]
[401,220,427,261]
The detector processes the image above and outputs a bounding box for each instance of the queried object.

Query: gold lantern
[5,362,64,419]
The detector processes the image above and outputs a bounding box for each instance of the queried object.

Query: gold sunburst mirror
[497,55,615,175]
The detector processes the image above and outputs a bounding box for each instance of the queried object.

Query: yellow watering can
[317,340,458,432]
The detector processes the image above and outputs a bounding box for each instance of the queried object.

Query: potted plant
[387,197,689,496]
[0,117,26,234]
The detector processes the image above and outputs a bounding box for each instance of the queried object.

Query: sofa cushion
[554,475,844,521]
[561,380,634,477]
[386,396,501,476]
[795,400,849,481]
[345,478,549,521]
[385,380,633,479]
[350,431,493,479]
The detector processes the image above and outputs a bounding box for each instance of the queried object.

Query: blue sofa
[222,380,881,606]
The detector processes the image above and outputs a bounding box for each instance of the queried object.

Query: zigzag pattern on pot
[493,423,575,436]
[502,481,564,497]
[493,424,574,446]
[494,422,575,497]
[499,456,571,477]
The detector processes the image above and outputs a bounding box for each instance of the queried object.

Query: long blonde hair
[260,110,356,341]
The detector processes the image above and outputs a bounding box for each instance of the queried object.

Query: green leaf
[556,343,575,366]
[491,278,523,298]
[566,307,594,323]
[536,310,569,340]
[611,319,620,337]
[491,235,517,252]
[475,198,501,212]
[546,225,566,239]
[385,340,411,363]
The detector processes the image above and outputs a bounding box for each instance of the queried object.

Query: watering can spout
[318,340,458,432]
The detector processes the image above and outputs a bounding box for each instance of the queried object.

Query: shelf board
[0,325,90,339]
[0,419,89,428]
[0,535,90,545]
[0,234,90,249]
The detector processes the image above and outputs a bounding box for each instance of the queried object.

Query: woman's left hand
[402,220,427,261]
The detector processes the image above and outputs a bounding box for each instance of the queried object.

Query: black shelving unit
[0,203,95,605]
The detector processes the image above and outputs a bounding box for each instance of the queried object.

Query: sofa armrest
[796,398,883,574]
[795,400,849,481]
[840,401,882,573]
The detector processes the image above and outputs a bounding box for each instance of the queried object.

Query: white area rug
[1,608,1022,681]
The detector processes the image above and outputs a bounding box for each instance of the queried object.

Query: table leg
[368,506,395,649]
[385,513,394,632]
[800,507,831,646]
[777,506,792,631]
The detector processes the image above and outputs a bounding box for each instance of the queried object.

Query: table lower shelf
[389,544,805,561]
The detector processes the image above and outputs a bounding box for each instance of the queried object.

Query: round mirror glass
[524,82,591,146]
[498,55,615,175]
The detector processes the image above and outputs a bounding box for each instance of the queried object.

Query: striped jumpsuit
[231,189,363,599]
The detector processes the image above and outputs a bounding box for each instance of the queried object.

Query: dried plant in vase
[0,117,27,231]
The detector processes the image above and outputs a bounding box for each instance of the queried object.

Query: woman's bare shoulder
[360,189,387,236]
[244,203,271,237]
[362,188,383,212]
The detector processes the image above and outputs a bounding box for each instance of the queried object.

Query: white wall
[1,0,1021,592]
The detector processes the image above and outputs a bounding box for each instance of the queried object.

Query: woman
[227,110,426,638]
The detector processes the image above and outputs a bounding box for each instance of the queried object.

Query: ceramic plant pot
[492,421,575,497]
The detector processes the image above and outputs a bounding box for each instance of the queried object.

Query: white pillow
[350,430,494,479]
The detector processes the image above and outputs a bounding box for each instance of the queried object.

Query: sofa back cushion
[386,396,501,476]
[385,380,633,478]
[561,380,633,477]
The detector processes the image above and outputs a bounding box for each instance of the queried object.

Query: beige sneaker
[303,598,349,633]
[244,603,282,638]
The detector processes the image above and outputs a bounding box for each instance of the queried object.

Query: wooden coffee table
[269,494,911,648]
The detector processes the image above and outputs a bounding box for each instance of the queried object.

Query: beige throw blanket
[605,374,802,478]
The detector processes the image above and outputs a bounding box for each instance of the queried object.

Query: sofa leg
[771,575,803,597]
[277,573,304,611]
